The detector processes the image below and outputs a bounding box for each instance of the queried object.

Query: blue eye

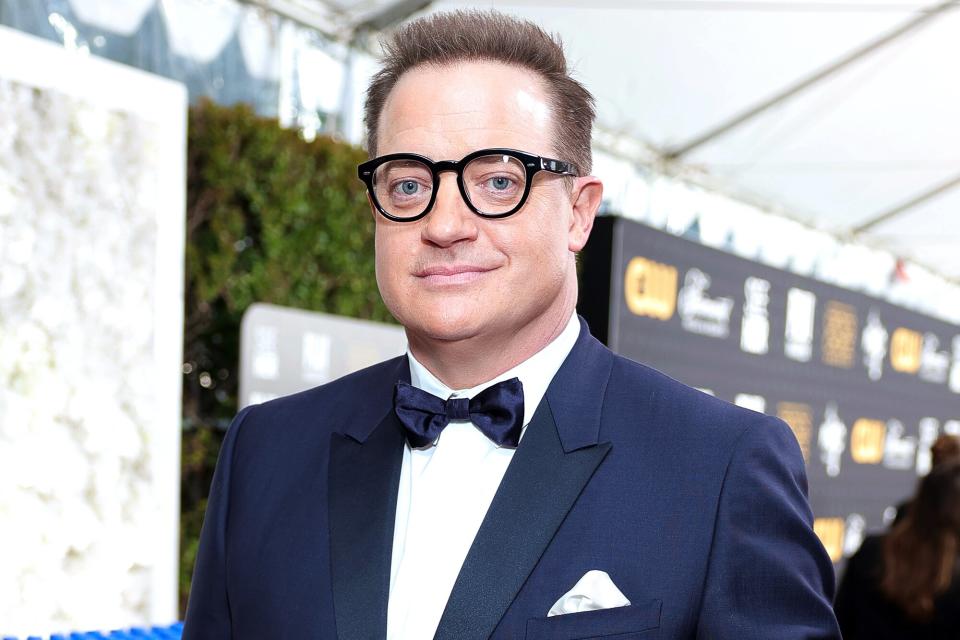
[399,180,420,195]
[490,177,512,191]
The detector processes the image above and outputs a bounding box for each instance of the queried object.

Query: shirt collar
[407,312,580,428]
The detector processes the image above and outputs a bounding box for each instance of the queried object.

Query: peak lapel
[328,408,405,640]
[433,401,612,640]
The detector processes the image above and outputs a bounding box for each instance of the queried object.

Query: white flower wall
[0,26,185,637]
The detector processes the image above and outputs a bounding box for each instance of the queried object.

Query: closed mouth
[414,264,494,277]
[414,264,498,285]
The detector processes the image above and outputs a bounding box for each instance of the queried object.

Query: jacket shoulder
[607,352,772,437]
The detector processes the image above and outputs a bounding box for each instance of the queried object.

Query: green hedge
[180,100,394,614]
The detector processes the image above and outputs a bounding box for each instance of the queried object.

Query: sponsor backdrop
[578,216,960,566]
[239,304,407,409]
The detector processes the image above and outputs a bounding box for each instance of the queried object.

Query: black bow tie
[393,378,525,448]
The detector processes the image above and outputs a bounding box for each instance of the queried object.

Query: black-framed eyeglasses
[357,148,578,222]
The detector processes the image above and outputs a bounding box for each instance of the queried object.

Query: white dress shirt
[386,313,581,640]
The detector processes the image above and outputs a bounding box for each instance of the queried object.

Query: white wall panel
[0,25,186,637]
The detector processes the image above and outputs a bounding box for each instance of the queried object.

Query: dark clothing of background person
[835,535,960,639]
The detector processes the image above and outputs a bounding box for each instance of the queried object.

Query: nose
[421,172,479,248]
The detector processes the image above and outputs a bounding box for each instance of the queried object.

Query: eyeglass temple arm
[539,157,578,176]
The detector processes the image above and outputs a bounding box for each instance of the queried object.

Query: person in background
[893,434,960,524]
[835,459,960,639]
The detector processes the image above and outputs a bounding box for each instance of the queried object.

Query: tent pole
[852,172,960,236]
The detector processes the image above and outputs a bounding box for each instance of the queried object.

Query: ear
[567,176,603,252]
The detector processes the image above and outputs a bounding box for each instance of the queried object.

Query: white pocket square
[547,570,631,617]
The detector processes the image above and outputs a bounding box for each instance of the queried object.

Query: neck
[407,297,576,390]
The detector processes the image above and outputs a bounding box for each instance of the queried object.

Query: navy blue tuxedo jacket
[183,319,840,639]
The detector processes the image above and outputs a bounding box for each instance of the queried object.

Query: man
[184,10,840,639]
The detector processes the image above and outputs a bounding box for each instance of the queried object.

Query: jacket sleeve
[182,406,255,640]
[696,415,841,639]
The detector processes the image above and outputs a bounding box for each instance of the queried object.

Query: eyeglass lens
[372,153,527,219]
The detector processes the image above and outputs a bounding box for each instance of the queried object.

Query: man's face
[373,61,595,350]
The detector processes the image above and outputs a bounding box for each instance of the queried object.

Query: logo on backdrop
[843,514,866,557]
[252,325,280,380]
[891,327,923,374]
[851,418,886,465]
[784,288,816,362]
[301,332,332,383]
[777,401,813,462]
[814,517,845,563]
[817,403,847,477]
[919,333,950,384]
[916,418,940,476]
[861,310,888,381]
[883,419,917,471]
[740,277,771,355]
[734,393,766,413]
[623,257,678,321]
[677,268,734,338]
[822,301,858,369]
[951,336,960,393]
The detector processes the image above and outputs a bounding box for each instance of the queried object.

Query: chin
[404,308,488,344]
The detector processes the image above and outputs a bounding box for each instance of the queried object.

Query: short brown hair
[932,434,960,468]
[363,10,596,174]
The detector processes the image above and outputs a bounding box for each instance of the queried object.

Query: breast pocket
[524,598,661,640]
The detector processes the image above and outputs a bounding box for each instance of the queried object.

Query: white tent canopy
[280,0,960,286]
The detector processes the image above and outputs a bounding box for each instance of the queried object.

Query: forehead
[376,60,554,159]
